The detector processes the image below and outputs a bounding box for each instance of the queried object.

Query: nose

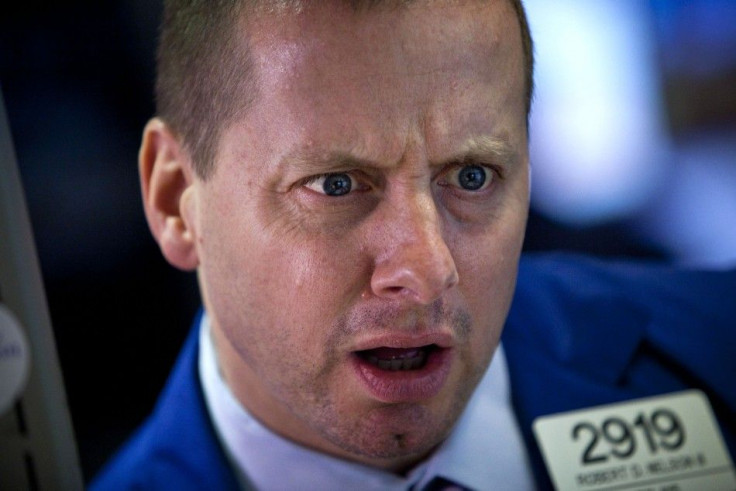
[369,192,459,305]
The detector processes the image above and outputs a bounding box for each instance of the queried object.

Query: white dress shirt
[199,314,534,490]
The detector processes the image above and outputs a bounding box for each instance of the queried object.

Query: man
[93,1,736,489]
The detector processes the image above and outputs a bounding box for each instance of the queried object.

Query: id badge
[533,390,736,490]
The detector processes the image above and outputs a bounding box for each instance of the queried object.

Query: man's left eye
[443,164,492,191]
[304,173,354,196]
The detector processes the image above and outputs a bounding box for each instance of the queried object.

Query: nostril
[447,270,460,289]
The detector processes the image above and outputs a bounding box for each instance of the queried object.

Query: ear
[139,118,200,271]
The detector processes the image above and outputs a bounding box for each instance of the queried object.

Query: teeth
[366,351,428,371]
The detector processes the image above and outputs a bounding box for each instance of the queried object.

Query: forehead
[247,1,521,87]
[228,0,525,162]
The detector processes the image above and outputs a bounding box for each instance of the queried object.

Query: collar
[199,314,534,490]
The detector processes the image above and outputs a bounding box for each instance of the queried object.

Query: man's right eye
[304,173,354,196]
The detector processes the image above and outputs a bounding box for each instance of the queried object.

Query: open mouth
[355,345,437,371]
[351,343,452,402]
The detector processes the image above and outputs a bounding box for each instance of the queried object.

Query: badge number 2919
[573,408,684,465]
[533,391,736,491]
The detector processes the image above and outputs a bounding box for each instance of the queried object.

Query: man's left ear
[139,118,200,271]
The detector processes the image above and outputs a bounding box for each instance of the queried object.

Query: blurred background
[1,0,735,484]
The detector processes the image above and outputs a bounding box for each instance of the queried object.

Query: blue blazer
[92,254,736,490]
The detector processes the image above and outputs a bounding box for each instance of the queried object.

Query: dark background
[1,1,734,484]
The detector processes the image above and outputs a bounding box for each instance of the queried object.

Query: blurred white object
[0,90,83,490]
[525,0,669,225]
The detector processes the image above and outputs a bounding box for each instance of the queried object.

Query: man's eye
[444,164,492,191]
[304,173,354,196]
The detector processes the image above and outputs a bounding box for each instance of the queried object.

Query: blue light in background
[524,0,669,225]
[650,0,736,77]
[635,132,736,266]
[523,0,736,266]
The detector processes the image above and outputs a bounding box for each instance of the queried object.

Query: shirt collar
[199,313,533,490]
[413,342,536,491]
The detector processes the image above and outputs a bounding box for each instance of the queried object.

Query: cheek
[450,204,526,348]
[200,194,369,341]
[453,209,525,296]
[284,236,373,321]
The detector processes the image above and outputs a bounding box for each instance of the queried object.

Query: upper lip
[350,331,455,352]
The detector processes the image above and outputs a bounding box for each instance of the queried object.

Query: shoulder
[512,252,736,315]
[502,251,736,413]
[504,252,736,398]
[89,419,200,490]
[501,253,736,488]
[506,252,736,356]
[90,318,239,490]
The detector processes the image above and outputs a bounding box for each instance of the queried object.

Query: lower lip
[351,348,453,403]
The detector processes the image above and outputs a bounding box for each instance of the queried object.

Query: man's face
[189,0,529,471]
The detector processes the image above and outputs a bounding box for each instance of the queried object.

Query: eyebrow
[451,135,519,168]
[277,135,518,174]
[277,148,384,174]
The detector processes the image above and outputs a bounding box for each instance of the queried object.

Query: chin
[318,391,468,471]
